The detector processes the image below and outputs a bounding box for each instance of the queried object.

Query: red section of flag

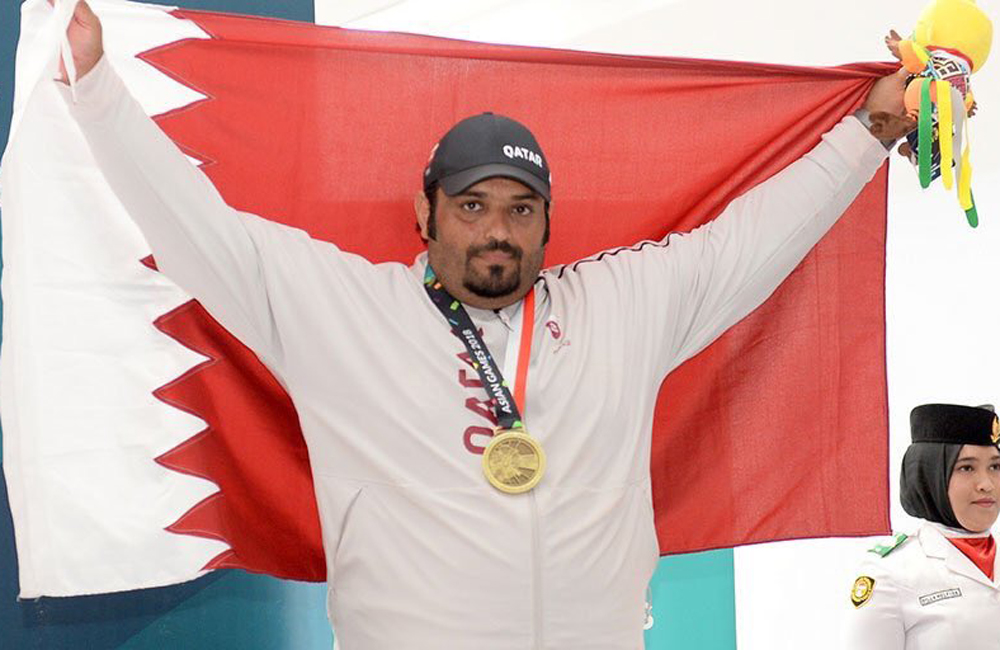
[138,10,891,580]
[142,255,325,580]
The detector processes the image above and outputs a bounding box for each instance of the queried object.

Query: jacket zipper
[530,490,543,649]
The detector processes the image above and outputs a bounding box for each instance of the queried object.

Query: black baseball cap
[910,403,1000,446]
[423,112,551,201]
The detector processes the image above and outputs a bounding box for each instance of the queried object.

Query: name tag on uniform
[919,588,963,606]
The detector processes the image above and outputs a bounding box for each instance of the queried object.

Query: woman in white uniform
[846,403,1000,649]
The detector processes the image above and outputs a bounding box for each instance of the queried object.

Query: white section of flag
[1,0,222,597]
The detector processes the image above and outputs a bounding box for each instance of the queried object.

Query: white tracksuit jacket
[62,55,889,649]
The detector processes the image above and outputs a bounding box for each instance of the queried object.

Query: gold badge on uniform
[851,576,875,608]
[992,416,999,445]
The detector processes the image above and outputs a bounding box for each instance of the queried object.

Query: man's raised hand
[863,67,916,145]
[48,0,104,84]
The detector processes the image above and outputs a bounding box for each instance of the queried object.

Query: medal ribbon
[423,266,535,430]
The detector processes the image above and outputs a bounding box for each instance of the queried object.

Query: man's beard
[463,240,523,299]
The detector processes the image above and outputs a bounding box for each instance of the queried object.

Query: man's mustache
[467,240,523,262]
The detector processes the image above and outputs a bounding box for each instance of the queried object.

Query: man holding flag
[29,0,911,647]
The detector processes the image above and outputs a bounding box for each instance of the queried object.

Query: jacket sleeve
[594,115,889,379]
[843,561,907,649]
[58,55,312,369]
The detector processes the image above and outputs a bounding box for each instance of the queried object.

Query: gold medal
[483,428,546,494]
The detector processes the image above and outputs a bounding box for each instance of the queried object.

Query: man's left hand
[863,68,916,144]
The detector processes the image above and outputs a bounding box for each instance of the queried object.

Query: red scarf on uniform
[949,536,997,580]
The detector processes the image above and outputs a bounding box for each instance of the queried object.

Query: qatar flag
[2,0,889,620]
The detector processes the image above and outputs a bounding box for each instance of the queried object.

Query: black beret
[910,403,999,446]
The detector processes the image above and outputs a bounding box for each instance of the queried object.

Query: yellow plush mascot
[886,0,992,226]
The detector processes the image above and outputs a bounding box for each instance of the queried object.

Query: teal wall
[648,550,737,649]
[0,1,736,647]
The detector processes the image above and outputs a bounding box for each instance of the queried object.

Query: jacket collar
[411,252,549,332]
[919,520,998,588]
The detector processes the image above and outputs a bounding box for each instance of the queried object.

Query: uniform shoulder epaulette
[867,532,910,558]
